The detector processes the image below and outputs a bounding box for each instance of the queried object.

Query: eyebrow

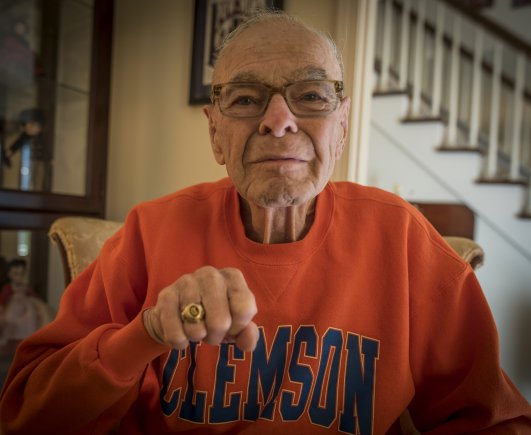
[291,67,329,81]
[230,72,262,82]
[228,67,330,84]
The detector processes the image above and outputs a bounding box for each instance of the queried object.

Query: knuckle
[164,330,187,349]
[231,302,257,327]
[195,265,218,278]
[186,328,207,343]
[207,316,231,334]
[248,299,258,317]
[232,291,257,312]
[221,267,244,282]
[157,287,176,305]
[196,267,225,296]
[176,273,195,290]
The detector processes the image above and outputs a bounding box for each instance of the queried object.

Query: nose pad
[258,94,298,137]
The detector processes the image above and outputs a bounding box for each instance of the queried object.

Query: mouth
[252,155,307,164]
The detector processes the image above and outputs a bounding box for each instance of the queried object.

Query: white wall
[481,0,531,45]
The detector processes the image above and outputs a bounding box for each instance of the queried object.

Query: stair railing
[374,0,531,217]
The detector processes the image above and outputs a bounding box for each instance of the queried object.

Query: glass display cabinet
[0,0,113,305]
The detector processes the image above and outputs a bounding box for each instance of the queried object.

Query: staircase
[370,0,531,257]
[368,0,531,402]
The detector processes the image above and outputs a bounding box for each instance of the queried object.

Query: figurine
[0,258,54,345]
[2,108,50,191]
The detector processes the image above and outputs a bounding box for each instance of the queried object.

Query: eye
[233,96,256,106]
[223,87,264,108]
[300,92,325,102]
[290,84,333,104]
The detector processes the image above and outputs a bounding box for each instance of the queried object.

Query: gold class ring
[180,302,205,324]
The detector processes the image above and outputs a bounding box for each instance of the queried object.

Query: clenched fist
[143,266,259,352]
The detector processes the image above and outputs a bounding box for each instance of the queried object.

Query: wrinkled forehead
[213,21,342,85]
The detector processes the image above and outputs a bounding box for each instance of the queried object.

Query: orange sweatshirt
[1,178,530,434]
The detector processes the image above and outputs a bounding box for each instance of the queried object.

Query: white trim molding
[333,0,378,184]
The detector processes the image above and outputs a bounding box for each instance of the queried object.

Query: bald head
[212,11,344,85]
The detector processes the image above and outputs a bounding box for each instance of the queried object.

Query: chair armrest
[443,236,485,270]
[48,217,123,285]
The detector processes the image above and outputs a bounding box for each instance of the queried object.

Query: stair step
[373,89,408,97]
[401,115,443,123]
[437,146,484,154]
[370,94,531,258]
[372,93,409,118]
[476,177,528,187]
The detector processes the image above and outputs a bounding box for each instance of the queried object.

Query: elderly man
[1,11,530,435]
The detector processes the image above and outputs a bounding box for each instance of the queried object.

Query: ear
[203,105,225,165]
[335,97,351,160]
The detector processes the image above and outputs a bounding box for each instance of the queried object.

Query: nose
[258,94,298,137]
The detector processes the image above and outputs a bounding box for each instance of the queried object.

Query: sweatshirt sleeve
[0,210,169,434]
[406,238,531,433]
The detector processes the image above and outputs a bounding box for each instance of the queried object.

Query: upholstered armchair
[48,216,123,285]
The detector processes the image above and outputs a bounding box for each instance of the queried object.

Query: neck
[240,197,316,244]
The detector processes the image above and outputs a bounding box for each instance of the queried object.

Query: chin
[248,177,316,208]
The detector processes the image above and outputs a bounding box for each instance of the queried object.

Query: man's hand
[143,266,259,352]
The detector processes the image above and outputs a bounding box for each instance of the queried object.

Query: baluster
[509,52,526,180]
[446,14,461,145]
[468,27,484,147]
[410,0,426,115]
[431,1,444,117]
[398,0,411,90]
[486,40,503,178]
[502,86,512,159]
[524,185,531,216]
[379,0,393,90]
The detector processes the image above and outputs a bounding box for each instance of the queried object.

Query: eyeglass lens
[217,81,339,117]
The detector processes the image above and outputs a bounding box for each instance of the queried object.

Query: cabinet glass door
[0,0,94,196]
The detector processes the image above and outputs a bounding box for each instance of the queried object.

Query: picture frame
[189,0,283,104]
[458,0,493,7]
[512,0,531,6]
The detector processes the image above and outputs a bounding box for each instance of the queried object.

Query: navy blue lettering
[244,326,291,421]
[280,326,317,421]
[309,329,342,428]
[179,342,207,423]
[209,344,244,423]
[160,349,181,416]
[339,334,380,435]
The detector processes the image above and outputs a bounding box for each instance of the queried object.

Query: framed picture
[512,0,531,6]
[458,0,493,7]
[189,0,283,104]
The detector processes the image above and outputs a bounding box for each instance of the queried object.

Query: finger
[143,308,166,344]
[235,321,260,352]
[221,268,257,337]
[196,268,232,346]
[155,286,188,349]
[177,274,207,343]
